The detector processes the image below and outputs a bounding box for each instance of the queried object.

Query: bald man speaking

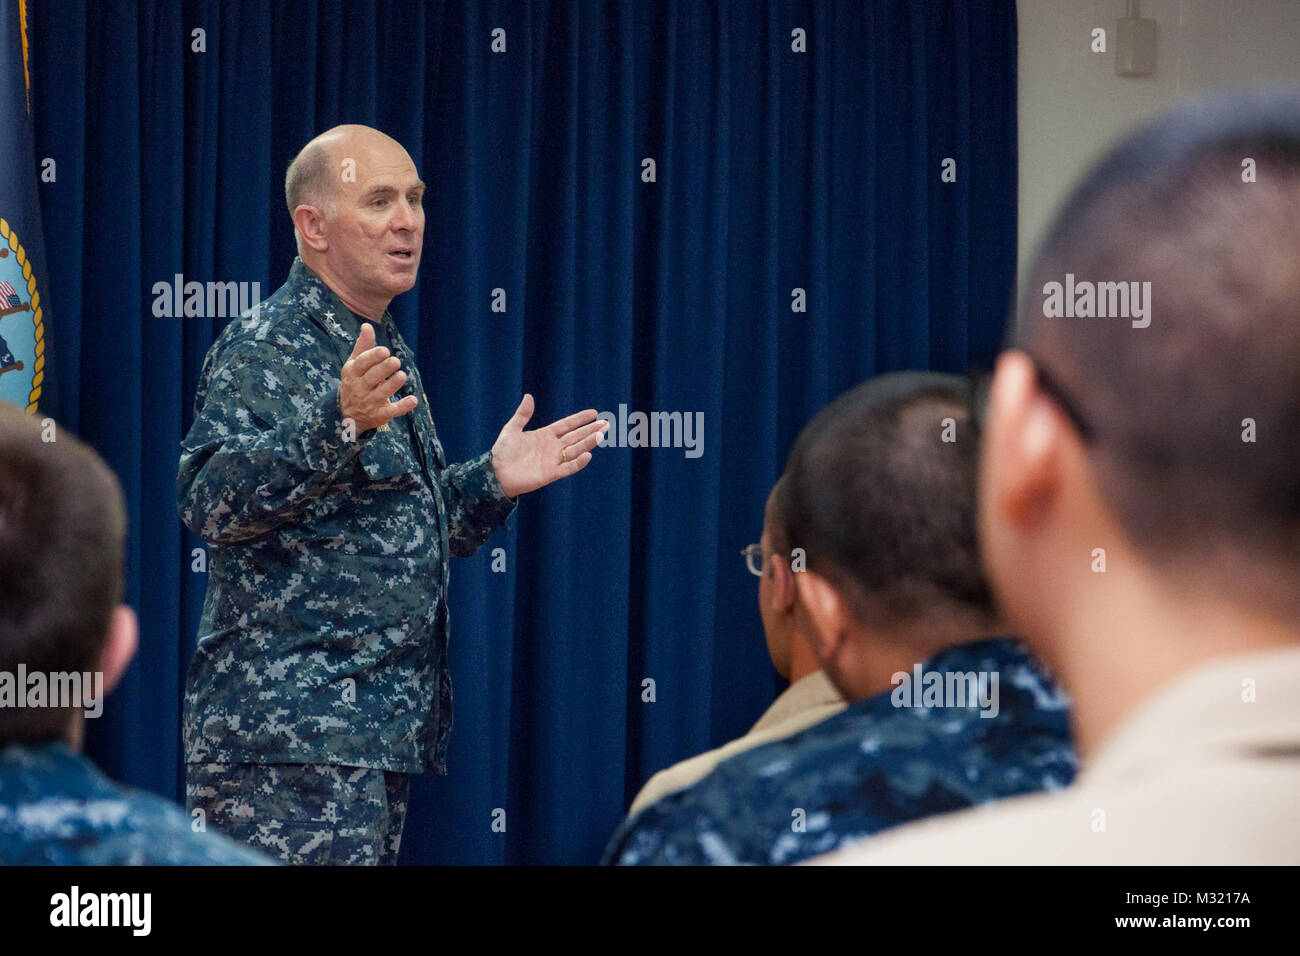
[179,126,606,865]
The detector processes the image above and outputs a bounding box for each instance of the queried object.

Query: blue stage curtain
[27,0,1016,864]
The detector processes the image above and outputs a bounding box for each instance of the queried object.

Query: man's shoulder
[809,788,1069,865]
[701,685,932,785]
[608,640,1077,864]
[0,747,273,866]
[636,702,876,826]
[819,648,1300,865]
[650,639,1075,818]
[812,763,1276,865]
[207,278,328,359]
[624,676,847,816]
[100,785,277,865]
[193,295,347,409]
[71,786,273,865]
[627,689,846,816]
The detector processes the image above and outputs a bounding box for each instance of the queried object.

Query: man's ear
[987,350,1068,529]
[770,555,796,615]
[792,570,848,666]
[98,605,138,697]
[292,204,330,253]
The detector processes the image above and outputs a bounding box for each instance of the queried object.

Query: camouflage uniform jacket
[0,741,274,864]
[179,258,516,774]
[602,638,1076,865]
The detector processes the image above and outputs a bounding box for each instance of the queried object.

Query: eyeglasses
[741,543,780,577]
[1028,354,1095,442]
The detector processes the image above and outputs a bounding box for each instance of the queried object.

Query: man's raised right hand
[339,322,418,434]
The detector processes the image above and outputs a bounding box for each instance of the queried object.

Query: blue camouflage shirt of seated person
[0,741,275,865]
[602,637,1076,866]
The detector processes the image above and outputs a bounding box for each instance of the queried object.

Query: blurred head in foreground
[983,86,1300,754]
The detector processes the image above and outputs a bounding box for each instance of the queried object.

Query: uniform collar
[287,257,394,346]
[1081,644,1300,784]
[752,671,844,734]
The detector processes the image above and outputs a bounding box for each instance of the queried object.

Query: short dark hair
[0,404,126,743]
[1018,87,1300,600]
[777,372,994,630]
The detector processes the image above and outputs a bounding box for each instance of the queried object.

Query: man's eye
[372,199,388,208]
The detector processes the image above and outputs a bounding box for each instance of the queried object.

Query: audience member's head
[982,87,1300,750]
[776,372,999,701]
[0,403,137,749]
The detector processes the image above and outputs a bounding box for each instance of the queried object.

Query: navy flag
[0,0,53,414]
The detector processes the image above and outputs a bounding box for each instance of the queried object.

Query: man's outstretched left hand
[491,394,609,498]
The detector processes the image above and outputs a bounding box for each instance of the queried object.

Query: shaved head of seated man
[626,477,847,818]
[602,372,1076,866]
[815,87,1300,866]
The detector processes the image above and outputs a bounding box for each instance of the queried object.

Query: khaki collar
[1081,645,1300,785]
[752,670,844,734]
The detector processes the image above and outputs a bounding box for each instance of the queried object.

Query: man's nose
[391,200,418,233]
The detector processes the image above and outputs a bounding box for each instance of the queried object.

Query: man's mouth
[388,249,415,261]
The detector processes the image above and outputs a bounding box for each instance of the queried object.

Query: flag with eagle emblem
[0,0,55,414]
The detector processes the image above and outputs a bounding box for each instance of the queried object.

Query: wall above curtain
[28,0,1017,865]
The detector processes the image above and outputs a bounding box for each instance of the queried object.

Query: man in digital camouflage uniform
[602,373,1076,865]
[0,403,270,864]
[180,125,607,865]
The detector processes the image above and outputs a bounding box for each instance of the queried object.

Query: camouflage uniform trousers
[186,762,410,866]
